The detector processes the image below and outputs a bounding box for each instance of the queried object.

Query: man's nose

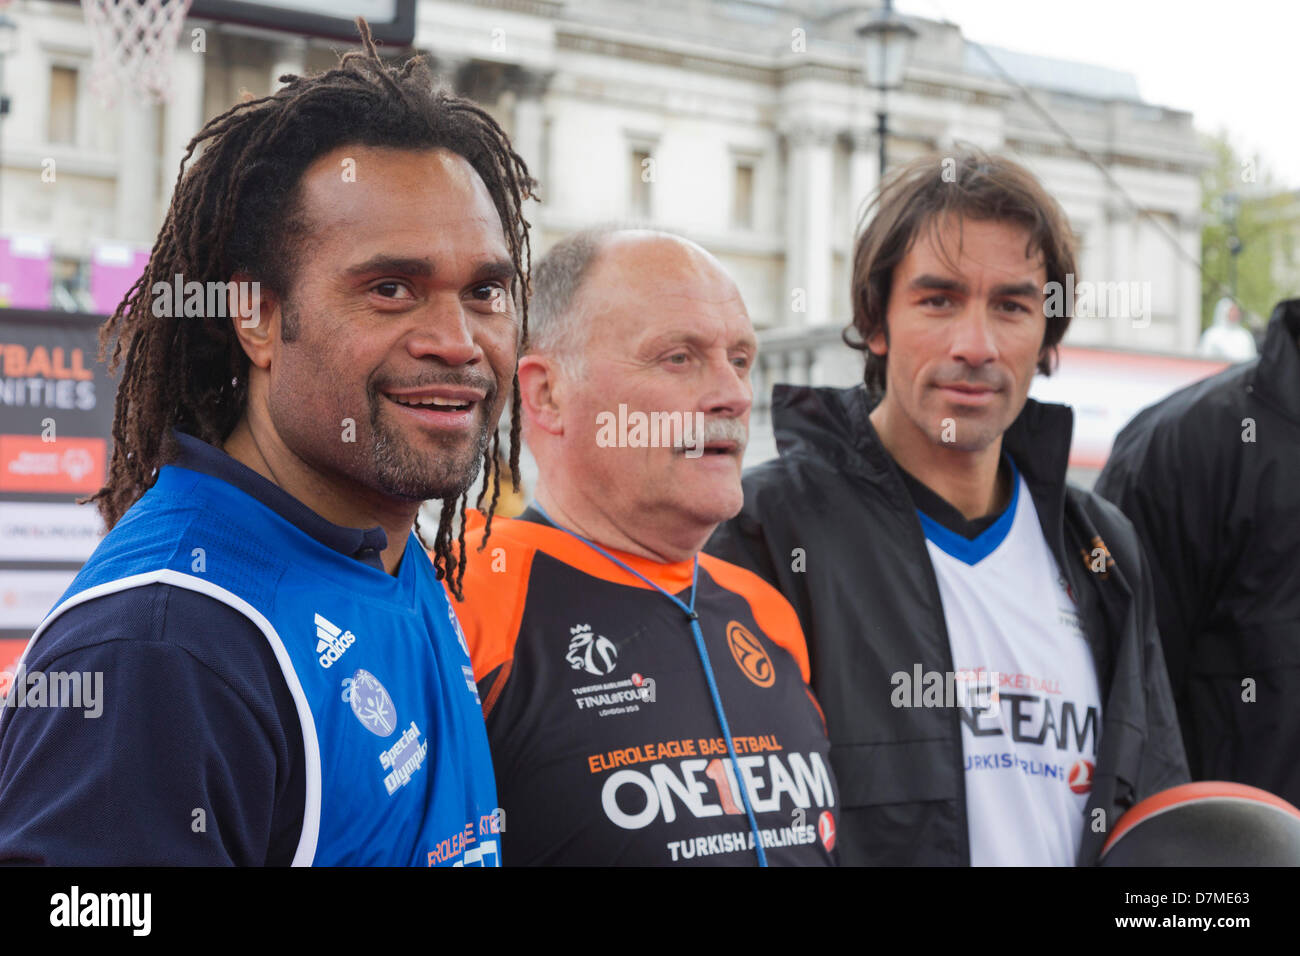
[948,303,998,368]
[702,353,753,419]
[406,297,481,366]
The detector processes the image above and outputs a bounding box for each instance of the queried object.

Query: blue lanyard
[530,503,769,867]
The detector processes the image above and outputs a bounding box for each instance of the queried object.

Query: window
[629,148,652,219]
[732,161,755,229]
[51,257,94,313]
[48,66,78,145]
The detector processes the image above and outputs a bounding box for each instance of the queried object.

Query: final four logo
[566,624,618,677]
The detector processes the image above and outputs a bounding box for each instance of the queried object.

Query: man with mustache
[449,228,839,865]
[707,149,1187,865]
[0,28,527,865]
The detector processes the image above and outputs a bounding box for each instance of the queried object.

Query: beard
[365,386,494,502]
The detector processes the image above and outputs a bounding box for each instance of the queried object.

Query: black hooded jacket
[706,386,1188,865]
[1096,300,1300,806]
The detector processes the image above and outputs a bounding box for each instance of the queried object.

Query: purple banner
[0,237,53,310]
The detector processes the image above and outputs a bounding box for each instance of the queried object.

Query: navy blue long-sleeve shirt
[0,431,389,865]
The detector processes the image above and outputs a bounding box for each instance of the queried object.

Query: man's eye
[373,281,412,299]
[666,353,690,365]
[1000,300,1030,314]
[473,282,506,300]
[921,294,952,308]
[732,355,751,370]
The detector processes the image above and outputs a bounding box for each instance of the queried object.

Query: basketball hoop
[80,0,194,105]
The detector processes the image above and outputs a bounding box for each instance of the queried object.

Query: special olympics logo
[61,448,94,482]
[566,624,617,677]
[349,668,397,737]
[726,621,774,688]
[1068,759,1094,795]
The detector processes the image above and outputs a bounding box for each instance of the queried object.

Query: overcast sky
[896,0,1300,189]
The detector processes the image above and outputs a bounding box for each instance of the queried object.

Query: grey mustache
[697,417,749,448]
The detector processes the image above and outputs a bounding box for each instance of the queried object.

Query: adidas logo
[315,613,357,669]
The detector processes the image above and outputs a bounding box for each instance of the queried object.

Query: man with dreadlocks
[0,22,531,866]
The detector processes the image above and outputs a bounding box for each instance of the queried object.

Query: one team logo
[349,669,397,737]
[727,621,774,688]
[566,623,618,677]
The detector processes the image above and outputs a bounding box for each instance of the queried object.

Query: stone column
[846,128,880,242]
[1105,197,1134,346]
[782,121,835,329]
[114,99,157,243]
[1175,212,1203,352]
[510,69,551,180]
[270,37,308,91]
[161,43,204,206]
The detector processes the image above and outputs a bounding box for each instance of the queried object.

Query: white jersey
[919,465,1102,866]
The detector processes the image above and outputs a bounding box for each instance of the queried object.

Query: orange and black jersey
[450,507,840,866]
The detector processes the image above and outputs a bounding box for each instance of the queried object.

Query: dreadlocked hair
[88,17,534,600]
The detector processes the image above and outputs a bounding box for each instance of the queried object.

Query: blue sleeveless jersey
[24,464,501,866]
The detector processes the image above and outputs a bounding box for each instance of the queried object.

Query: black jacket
[1095,300,1300,806]
[706,385,1188,865]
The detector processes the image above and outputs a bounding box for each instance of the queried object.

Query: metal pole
[877,109,888,177]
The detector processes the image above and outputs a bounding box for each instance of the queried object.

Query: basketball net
[80,0,194,105]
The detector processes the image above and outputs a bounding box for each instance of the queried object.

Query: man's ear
[866,322,888,358]
[517,354,564,436]
[228,273,281,370]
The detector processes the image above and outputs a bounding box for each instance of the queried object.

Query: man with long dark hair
[0,22,532,865]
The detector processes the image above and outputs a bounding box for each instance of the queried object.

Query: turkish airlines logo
[566,623,618,677]
[727,621,774,688]
[1068,759,1094,795]
[818,811,836,852]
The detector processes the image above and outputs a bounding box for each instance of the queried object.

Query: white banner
[0,570,77,630]
[0,502,104,562]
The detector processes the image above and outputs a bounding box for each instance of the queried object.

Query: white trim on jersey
[13,569,322,867]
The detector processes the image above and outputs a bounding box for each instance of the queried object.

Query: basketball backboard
[188,0,415,46]
[53,0,416,47]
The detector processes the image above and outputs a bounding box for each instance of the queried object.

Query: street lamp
[857,0,918,175]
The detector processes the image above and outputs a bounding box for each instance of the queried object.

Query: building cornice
[441,0,564,19]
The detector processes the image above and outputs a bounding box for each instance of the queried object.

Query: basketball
[1100,782,1300,866]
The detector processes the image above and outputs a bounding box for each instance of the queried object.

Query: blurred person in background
[1097,298,1300,807]
[1198,297,1258,362]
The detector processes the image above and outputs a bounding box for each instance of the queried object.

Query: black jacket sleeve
[707,508,783,592]
[1126,515,1192,798]
[1073,494,1189,864]
[0,585,305,865]
[1095,412,1221,758]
